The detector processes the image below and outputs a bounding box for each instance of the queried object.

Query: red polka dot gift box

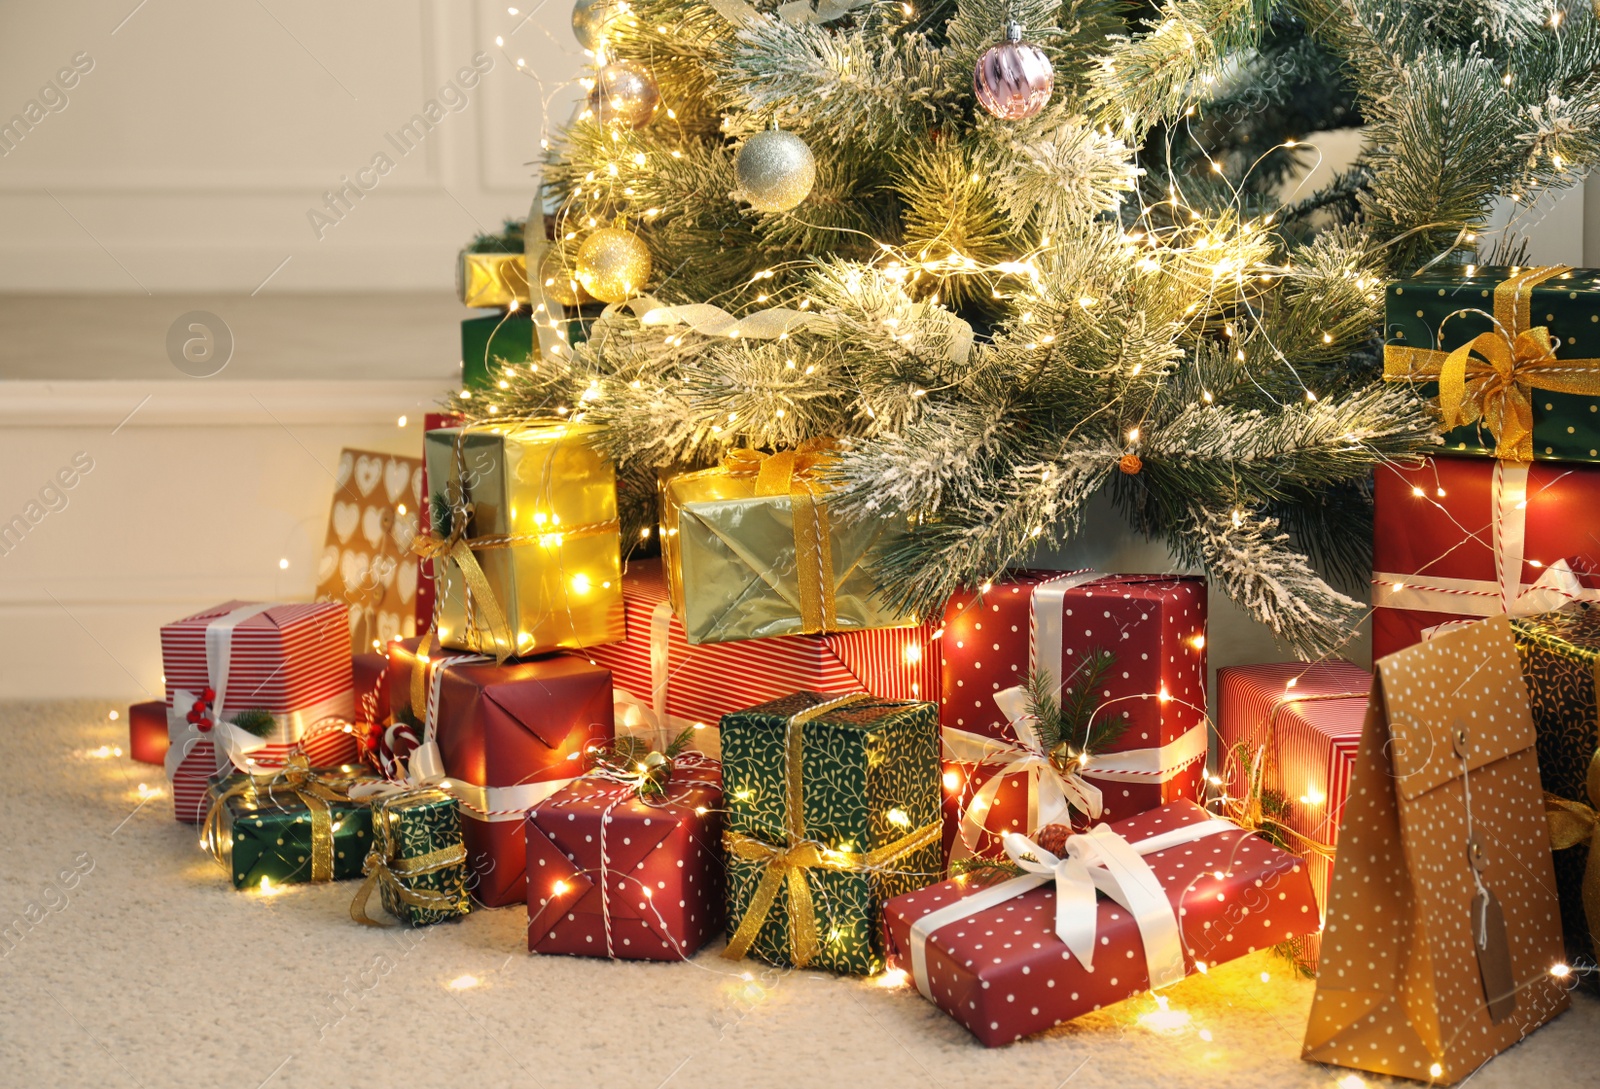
[939,572,1208,860]
[526,757,724,960]
[386,637,615,908]
[882,797,1319,1047]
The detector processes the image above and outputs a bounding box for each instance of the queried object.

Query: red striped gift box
[583,560,940,755]
[1214,659,1372,969]
[161,601,355,823]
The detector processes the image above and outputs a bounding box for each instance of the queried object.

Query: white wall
[0,0,584,291]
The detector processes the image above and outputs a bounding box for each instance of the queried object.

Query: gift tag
[1472,883,1517,1024]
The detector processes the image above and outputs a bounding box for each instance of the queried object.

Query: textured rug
[2,701,1594,1089]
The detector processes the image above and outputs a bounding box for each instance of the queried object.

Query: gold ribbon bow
[349,786,469,927]
[721,694,941,966]
[1384,265,1600,461]
[203,753,362,884]
[718,439,841,633]
[1545,747,1600,967]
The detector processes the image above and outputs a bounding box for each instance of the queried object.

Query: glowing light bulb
[278,558,289,570]
[1552,962,1571,978]
[942,770,961,791]
[570,573,591,595]
[902,643,923,665]
[397,415,408,427]
[553,880,570,895]
[886,807,911,828]
[449,974,479,990]
[1428,1063,1443,1079]
[877,967,909,987]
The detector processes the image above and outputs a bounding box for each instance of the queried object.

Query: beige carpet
[3,701,1595,1089]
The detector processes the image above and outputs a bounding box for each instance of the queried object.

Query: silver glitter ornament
[589,61,659,129]
[571,0,620,52]
[575,226,651,304]
[974,23,1053,121]
[733,128,816,213]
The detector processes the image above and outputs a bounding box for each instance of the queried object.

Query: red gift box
[387,637,614,907]
[883,799,1320,1047]
[527,757,724,959]
[939,572,1208,858]
[1372,457,1600,659]
[350,651,390,770]
[128,700,168,765]
[160,601,356,823]
[584,560,939,755]
[414,410,464,634]
[1215,660,1372,968]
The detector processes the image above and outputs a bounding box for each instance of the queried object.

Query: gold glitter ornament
[575,226,651,304]
[733,127,816,213]
[589,61,659,129]
[570,0,621,52]
[539,250,592,307]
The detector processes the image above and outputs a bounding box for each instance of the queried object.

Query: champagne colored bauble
[571,0,620,52]
[974,23,1054,121]
[733,128,816,213]
[539,250,592,307]
[590,61,660,129]
[575,227,651,303]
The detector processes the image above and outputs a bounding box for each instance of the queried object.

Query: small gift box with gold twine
[419,421,624,658]
[1384,264,1600,462]
[458,251,530,310]
[660,443,916,645]
[349,786,472,928]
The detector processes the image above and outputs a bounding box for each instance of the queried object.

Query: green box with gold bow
[1384,265,1600,463]
[719,692,942,975]
[204,765,376,891]
[351,787,472,927]
[1512,608,1600,990]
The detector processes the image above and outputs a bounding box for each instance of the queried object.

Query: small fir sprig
[228,709,278,739]
[1021,648,1127,756]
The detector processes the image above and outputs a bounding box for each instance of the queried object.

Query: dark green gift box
[365,789,472,926]
[1512,607,1600,989]
[1384,265,1600,462]
[720,693,942,975]
[461,312,599,390]
[206,767,375,891]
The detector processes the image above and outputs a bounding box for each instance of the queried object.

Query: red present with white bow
[1372,457,1600,658]
[882,799,1320,1047]
[386,637,614,907]
[584,560,939,757]
[939,573,1208,859]
[160,601,356,823]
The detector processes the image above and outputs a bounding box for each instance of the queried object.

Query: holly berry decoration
[973,23,1053,121]
[188,697,214,732]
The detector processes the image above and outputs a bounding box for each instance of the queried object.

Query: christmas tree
[465,0,1600,657]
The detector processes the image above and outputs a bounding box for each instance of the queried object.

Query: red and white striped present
[584,560,940,756]
[161,601,356,823]
[1215,659,1372,969]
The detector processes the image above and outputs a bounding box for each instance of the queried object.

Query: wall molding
[0,379,450,428]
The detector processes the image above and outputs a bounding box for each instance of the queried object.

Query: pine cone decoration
[1034,822,1073,856]
[1118,453,1143,475]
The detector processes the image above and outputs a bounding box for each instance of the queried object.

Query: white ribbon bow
[164,602,277,782]
[908,817,1237,1002]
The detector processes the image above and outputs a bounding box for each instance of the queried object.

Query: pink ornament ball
[974,29,1054,121]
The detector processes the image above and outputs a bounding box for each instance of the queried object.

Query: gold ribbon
[1384,265,1600,461]
[716,439,840,633]
[721,694,941,966]
[349,787,469,927]
[1545,747,1600,969]
[203,753,362,884]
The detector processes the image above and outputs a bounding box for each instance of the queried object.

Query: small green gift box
[352,787,472,927]
[1384,265,1600,462]
[719,692,942,975]
[461,313,597,391]
[205,765,375,891]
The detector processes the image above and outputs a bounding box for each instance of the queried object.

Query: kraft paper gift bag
[1302,617,1570,1083]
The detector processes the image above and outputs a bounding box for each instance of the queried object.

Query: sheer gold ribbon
[1383,265,1600,461]
[350,786,469,927]
[722,694,940,965]
[1545,747,1600,968]
[202,753,361,883]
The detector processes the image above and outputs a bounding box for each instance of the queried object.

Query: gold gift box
[660,448,917,644]
[424,422,623,656]
[457,252,530,309]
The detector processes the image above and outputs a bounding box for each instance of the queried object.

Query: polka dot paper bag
[1302,617,1570,1082]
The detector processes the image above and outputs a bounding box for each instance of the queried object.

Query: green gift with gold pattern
[204,762,376,891]
[350,787,472,927]
[1384,265,1600,463]
[719,692,942,975]
[1512,607,1600,990]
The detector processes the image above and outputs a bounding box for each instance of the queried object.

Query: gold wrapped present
[420,422,624,656]
[458,252,530,309]
[660,444,916,644]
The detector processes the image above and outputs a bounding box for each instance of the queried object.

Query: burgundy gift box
[388,637,614,907]
[939,572,1208,858]
[884,799,1319,1047]
[128,700,168,766]
[527,760,724,960]
[1372,457,1600,659]
[1215,660,1372,969]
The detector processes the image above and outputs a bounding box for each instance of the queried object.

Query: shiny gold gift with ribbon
[1384,264,1600,462]
[660,443,916,645]
[458,252,530,309]
[420,422,624,657]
